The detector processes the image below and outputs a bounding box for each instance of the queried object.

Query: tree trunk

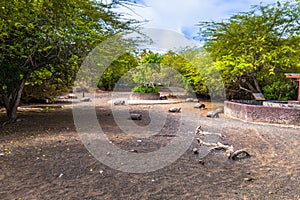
[253,76,262,93]
[1,79,26,123]
[6,99,19,122]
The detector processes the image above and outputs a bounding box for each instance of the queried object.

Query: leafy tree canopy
[0,0,139,122]
[197,0,300,99]
[97,52,138,90]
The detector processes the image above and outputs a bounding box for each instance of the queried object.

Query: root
[2,121,10,127]
[2,118,22,127]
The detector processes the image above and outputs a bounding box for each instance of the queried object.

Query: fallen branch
[195,126,224,138]
[195,138,250,160]
[196,139,233,150]
[230,149,251,160]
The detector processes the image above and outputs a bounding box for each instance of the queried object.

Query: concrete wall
[224,101,300,126]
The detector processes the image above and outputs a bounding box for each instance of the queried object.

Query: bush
[132,85,159,93]
[262,80,297,100]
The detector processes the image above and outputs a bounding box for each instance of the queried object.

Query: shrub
[132,85,159,93]
[263,80,297,100]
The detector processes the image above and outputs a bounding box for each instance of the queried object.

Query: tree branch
[238,83,253,93]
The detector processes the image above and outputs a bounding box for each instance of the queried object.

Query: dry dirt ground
[0,92,299,200]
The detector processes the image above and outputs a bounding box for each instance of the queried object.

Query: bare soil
[0,92,299,200]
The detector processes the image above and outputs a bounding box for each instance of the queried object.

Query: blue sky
[117,0,279,40]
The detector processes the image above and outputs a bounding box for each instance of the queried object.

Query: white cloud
[118,0,278,39]
[115,0,279,52]
[126,28,200,53]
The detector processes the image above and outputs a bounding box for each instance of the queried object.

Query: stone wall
[263,101,300,109]
[233,100,263,105]
[130,92,160,100]
[224,101,300,126]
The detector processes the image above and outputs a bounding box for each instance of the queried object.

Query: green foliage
[177,48,225,99]
[198,0,300,99]
[97,52,138,90]
[161,51,200,93]
[132,85,159,93]
[260,72,299,100]
[123,48,223,99]
[131,51,163,85]
[161,49,222,98]
[0,0,139,121]
[263,80,297,100]
[140,51,163,64]
[22,63,77,102]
